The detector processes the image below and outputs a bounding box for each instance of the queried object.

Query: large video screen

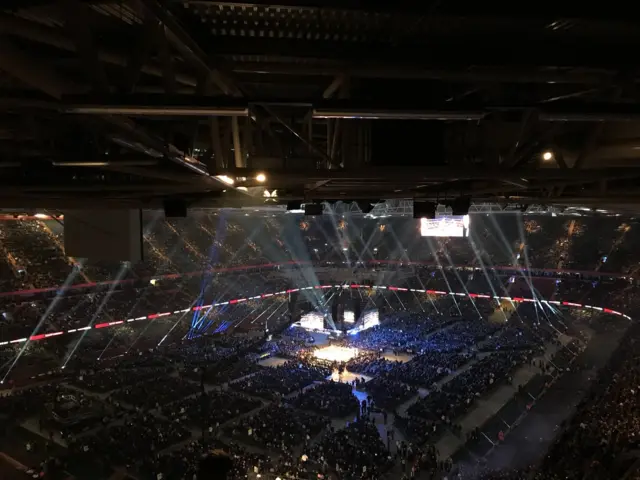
[299,311,324,330]
[420,214,470,237]
[362,309,379,329]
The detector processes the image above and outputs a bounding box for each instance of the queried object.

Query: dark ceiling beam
[219,166,640,182]
[123,12,164,93]
[322,75,346,99]
[4,176,640,207]
[573,124,604,170]
[593,157,640,167]
[4,191,640,209]
[97,164,209,184]
[180,1,640,22]
[0,191,266,209]
[314,101,640,122]
[552,149,569,169]
[204,37,640,70]
[597,138,640,148]
[3,0,108,9]
[286,191,640,204]
[0,37,85,99]
[0,38,212,177]
[231,62,620,85]
[257,104,338,168]
[0,15,633,87]
[6,182,214,193]
[572,87,623,169]
[60,0,110,93]
[101,161,251,191]
[136,0,242,96]
[502,110,537,168]
[98,115,211,175]
[62,94,249,116]
[0,15,198,88]
[0,97,58,110]
[507,196,640,206]
[417,175,627,197]
[60,96,640,121]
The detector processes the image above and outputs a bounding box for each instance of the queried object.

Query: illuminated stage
[313,345,359,362]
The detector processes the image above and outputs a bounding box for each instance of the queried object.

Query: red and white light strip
[0,285,630,346]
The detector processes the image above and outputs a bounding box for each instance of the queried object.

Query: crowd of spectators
[182,355,263,385]
[310,419,393,479]
[292,380,359,417]
[407,351,531,435]
[0,213,639,480]
[345,351,400,376]
[391,351,471,387]
[69,413,191,471]
[479,324,550,353]
[0,284,627,480]
[362,374,417,409]
[0,220,73,289]
[48,389,112,439]
[150,439,253,480]
[161,389,262,429]
[1,214,640,296]
[229,360,330,399]
[0,384,69,420]
[532,323,640,480]
[227,404,328,453]
[148,437,315,480]
[263,336,310,358]
[347,312,455,351]
[425,320,502,352]
[71,364,173,393]
[110,377,201,410]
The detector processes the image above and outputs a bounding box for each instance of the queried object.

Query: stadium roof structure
[2,1,640,210]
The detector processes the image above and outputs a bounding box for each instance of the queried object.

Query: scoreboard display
[420,214,470,237]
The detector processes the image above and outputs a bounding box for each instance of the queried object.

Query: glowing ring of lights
[2,284,630,348]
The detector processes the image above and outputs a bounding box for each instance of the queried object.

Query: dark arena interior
[2,2,640,480]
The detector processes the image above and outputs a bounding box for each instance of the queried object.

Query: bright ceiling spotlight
[256,173,267,183]
[542,151,553,161]
[215,175,234,185]
[263,189,278,198]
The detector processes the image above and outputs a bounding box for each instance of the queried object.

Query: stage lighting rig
[450,197,472,216]
[286,200,302,211]
[413,201,437,219]
[304,203,324,216]
[356,200,377,214]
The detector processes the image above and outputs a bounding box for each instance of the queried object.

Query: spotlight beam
[424,237,463,316]
[62,262,131,368]
[440,243,484,320]
[2,262,85,382]
[467,236,509,322]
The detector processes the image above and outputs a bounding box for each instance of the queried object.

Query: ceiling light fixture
[216,175,235,185]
